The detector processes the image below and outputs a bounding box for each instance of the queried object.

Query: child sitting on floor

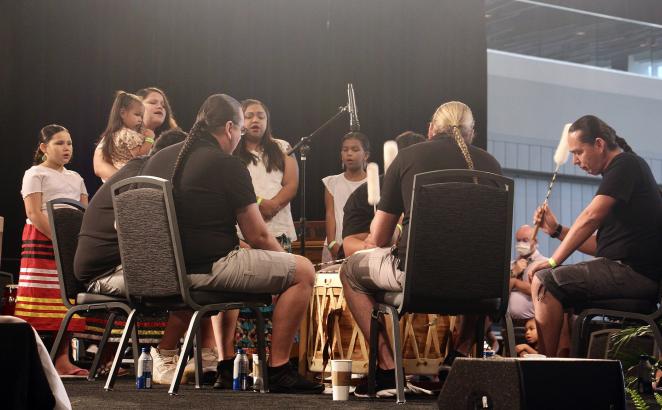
[516,318,539,357]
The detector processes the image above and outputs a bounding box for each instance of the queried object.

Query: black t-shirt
[342,176,383,238]
[595,152,662,281]
[140,136,257,274]
[378,135,503,266]
[74,157,147,284]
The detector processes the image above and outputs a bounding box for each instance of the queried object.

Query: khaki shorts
[87,266,126,297]
[341,247,404,294]
[188,248,296,295]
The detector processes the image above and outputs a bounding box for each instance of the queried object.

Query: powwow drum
[304,264,453,375]
[1,284,18,316]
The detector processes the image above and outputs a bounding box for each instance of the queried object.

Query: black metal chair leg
[89,312,117,381]
[169,310,204,395]
[50,307,78,361]
[475,315,485,358]
[504,313,517,358]
[368,308,380,397]
[105,309,138,391]
[385,306,405,404]
[194,323,203,389]
[252,306,269,393]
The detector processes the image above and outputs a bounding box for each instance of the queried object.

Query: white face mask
[516,241,532,256]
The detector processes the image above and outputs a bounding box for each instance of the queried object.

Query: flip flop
[59,367,90,379]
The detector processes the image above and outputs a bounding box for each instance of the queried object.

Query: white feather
[383,140,399,173]
[553,123,572,167]
[367,162,380,205]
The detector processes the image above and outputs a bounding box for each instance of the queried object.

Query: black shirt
[378,135,503,266]
[595,152,662,281]
[140,136,256,274]
[342,176,383,239]
[74,157,147,284]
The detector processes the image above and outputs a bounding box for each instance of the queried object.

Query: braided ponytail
[570,115,635,154]
[170,94,242,186]
[171,121,207,184]
[614,135,634,154]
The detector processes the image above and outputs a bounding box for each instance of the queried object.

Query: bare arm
[534,204,597,256]
[260,154,299,220]
[93,149,118,181]
[510,277,531,295]
[529,195,616,279]
[369,210,399,248]
[324,187,340,256]
[24,193,51,239]
[342,233,370,257]
[236,203,283,252]
[80,194,88,206]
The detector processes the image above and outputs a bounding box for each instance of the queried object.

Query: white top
[21,165,88,223]
[239,138,297,240]
[322,172,366,246]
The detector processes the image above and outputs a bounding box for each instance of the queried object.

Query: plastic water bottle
[233,348,249,390]
[136,347,153,389]
[483,341,495,359]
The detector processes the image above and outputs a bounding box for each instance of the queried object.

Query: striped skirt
[14,224,85,332]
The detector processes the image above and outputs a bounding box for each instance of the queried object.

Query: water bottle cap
[237,348,244,354]
[142,347,149,353]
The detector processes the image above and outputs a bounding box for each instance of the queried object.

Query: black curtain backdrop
[0,0,486,274]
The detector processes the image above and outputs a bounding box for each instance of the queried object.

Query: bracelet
[550,223,563,239]
[548,257,558,268]
[327,240,337,251]
[396,224,403,234]
[144,137,155,144]
[256,197,263,206]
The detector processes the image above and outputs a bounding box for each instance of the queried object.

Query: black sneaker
[268,362,324,394]
[213,358,234,389]
[354,368,397,398]
[438,350,467,385]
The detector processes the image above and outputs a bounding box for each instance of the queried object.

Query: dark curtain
[0,0,486,273]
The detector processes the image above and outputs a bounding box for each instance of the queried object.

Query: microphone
[347,83,360,131]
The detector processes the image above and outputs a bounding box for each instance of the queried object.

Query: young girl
[322,132,370,262]
[97,91,155,176]
[15,124,89,376]
[516,318,539,357]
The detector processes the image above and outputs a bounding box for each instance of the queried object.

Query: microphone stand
[287,105,348,256]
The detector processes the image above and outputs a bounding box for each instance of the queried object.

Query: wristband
[548,257,558,268]
[256,197,263,206]
[144,137,155,144]
[327,240,337,251]
[396,224,403,234]
[550,223,563,239]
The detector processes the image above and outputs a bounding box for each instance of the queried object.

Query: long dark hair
[33,124,68,165]
[569,115,634,154]
[135,87,179,136]
[98,91,143,162]
[171,94,241,185]
[233,99,285,173]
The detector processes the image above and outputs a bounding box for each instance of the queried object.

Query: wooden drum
[303,264,453,375]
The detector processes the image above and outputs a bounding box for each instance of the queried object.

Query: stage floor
[63,378,438,409]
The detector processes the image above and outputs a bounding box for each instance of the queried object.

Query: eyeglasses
[232,122,247,136]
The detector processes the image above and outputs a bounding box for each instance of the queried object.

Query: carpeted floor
[63,378,439,409]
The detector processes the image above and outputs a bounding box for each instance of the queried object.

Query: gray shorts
[341,247,404,294]
[535,257,658,308]
[87,266,126,296]
[188,248,296,295]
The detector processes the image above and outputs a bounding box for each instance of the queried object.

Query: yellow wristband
[396,224,403,234]
[257,197,263,206]
[327,240,337,251]
[144,137,155,144]
[548,257,558,268]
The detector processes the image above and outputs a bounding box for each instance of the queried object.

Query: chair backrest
[111,176,191,305]
[46,199,87,306]
[400,170,514,318]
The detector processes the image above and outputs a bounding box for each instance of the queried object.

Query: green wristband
[257,197,263,206]
[327,240,337,251]
[548,257,558,268]
[144,137,155,144]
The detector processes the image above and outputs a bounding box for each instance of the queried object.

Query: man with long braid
[339,101,502,397]
[528,115,662,357]
[139,94,323,394]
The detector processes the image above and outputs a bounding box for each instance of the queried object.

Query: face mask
[516,241,532,256]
